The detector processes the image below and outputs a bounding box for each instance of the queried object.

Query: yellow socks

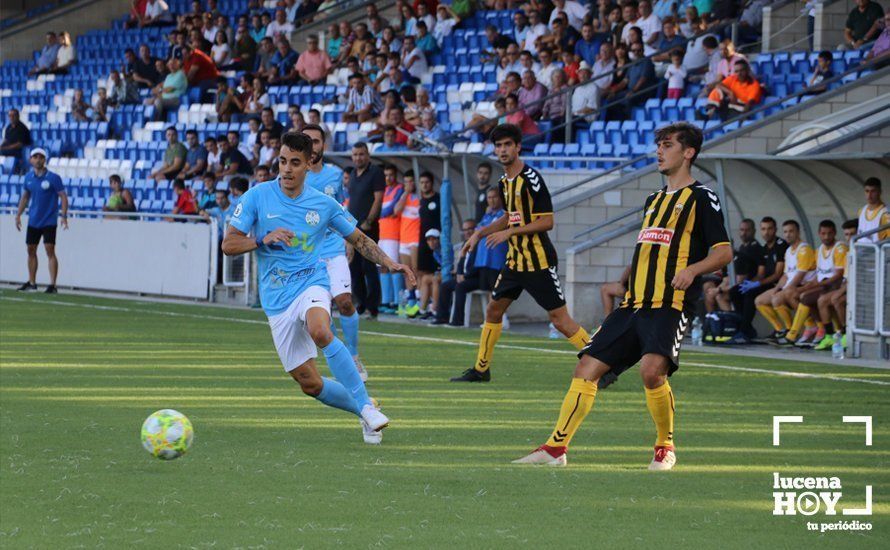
[474,322,502,372]
[545,378,597,448]
[645,382,675,448]
[787,305,811,341]
[567,327,591,350]
[776,305,793,329]
[757,304,783,331]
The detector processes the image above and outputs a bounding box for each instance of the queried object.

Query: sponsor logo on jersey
[508,211,522,225]
[638,227,674,245]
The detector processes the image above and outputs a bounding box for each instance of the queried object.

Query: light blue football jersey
[229,179,357,316]
[305,163,348,260]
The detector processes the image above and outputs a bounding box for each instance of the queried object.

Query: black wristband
[255,236,264,249]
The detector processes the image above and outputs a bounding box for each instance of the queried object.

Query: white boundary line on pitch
[2,296,889,387]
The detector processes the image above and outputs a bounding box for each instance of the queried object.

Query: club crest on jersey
[638,227,674,245]
[41,180,51,190]
[324,185,335,197]
[305,210,320,226]
[508,211,522,225]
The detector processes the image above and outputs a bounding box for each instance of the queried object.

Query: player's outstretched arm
[222,225,294,256]
[347,229,417,287]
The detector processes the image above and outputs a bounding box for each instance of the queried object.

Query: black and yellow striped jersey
[621,181,730,311]
[499,164,558,272]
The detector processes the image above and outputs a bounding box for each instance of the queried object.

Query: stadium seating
[0,1,877,213]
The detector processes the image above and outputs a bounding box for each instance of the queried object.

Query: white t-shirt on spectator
[238,142,253,160]
[433,18,457,45]
[259,145,276,166]
[266,21,295,39]
[549,1,589,31]
[704,49,723,85]
[203,25,220,44]
[419,14,436,33]
[56,45,75,68]
[683,35,715,72]
[665,64,687,89]
[592,58,616,90]
[212,44,232,66]
[637,13,661,56]
[620,18,640,46]
[207,150,221,170]
[535,63,559,89]
[245,130,258,154]
[523,23,549,56]
[403,47,428,80]
[571,81,599,118]
[248,92,270,112]
[144,0,168,20]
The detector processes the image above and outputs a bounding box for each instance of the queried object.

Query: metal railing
[848,223,890,359]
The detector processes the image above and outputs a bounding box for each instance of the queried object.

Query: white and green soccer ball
[141,409,194,460]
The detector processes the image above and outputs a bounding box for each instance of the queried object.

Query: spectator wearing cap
[15,148,68,294]
[295,34,333,85]
[417,227,442,320]
[1,108,32,159]
[29,32,60,76]
[572,62,601,120]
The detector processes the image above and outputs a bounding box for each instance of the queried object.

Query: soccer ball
[141,409,194,460]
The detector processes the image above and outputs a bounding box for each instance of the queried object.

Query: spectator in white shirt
[549,0,590,32]
[143,0,172,27]
[534,48,560,90]
[684,33,718,76]
[201,13,219,43]
[592,42,617,92]
[433,4,460,46]
[401,36,428,81]
[637,0,662,55]
[266,9,294,40]
[620,1,641,46]
[680,6,700,37]
[416,3,436,34]
[664,50,687,98]
[572,62,600,120]
[211,31,234,68]
[55,31,76,73]
[523,10,550,56]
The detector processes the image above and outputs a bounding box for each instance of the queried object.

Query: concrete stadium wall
[762,0,857,53]
[0,212,216,298]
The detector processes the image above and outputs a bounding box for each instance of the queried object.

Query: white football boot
[360,404,389,432]
[361,419,382,444]
[511,446,567,466]
[648,446,676,471]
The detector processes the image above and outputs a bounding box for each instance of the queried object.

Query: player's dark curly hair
[654,122,704,164]
[489,123,522,145]
[280,131,314,160]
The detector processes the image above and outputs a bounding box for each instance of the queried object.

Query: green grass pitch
[1,290,887,548]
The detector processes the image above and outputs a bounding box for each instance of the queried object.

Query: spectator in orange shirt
[703,60,763,120]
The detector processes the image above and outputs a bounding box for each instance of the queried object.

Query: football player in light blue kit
[223,132,415,444]
[302,124,367,381]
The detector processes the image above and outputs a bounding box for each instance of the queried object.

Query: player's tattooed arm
[347,229,417,286]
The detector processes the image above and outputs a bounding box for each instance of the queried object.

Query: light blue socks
[339,312,360,357]
[322,338,371,410]
[392,273,405,304]
[315,377,361,416]
[380,272,393,305]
